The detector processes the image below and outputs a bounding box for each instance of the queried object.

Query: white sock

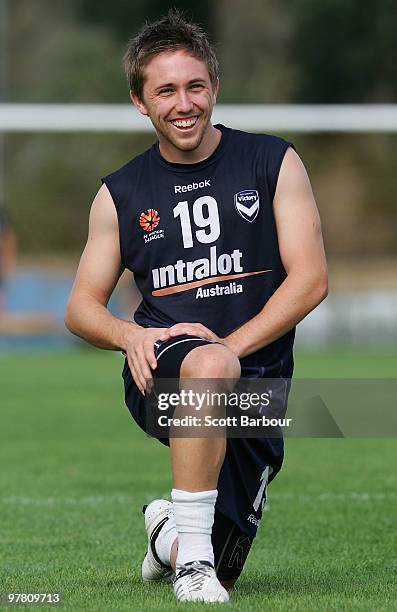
[171,488,218,569]
[155,512,177,566]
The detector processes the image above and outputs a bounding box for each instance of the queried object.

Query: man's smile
[169,116,199,131]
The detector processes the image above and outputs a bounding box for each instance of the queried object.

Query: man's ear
[130,91,148,116]
[212,79,219,104]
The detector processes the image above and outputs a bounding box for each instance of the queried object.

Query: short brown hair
[124,9,219,101]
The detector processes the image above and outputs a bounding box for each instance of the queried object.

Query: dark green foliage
[72,0,215,40]
[8,132,156,253]
[5,1,397,255]
[288,0,397,102]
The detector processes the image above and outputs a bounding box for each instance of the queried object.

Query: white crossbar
[0,103,397,133]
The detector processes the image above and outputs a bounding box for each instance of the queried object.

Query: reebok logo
[174,179,211,193]
[246,514,260,526]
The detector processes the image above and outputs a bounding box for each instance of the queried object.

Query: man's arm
[64,184,131,350]
[64,184,165,394]
[222,147,328,358]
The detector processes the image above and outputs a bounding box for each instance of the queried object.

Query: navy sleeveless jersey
[102,124,295,377]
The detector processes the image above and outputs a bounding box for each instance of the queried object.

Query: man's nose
[175,90,194,113]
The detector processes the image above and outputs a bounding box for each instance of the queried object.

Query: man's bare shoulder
[279,145,307,173]
[275,146,313,202]
[86,184,121,240]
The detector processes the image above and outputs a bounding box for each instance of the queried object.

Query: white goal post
[0,103,397,133]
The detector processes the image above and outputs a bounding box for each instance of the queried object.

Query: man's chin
[174,139,202,152]
[165,132,203,153]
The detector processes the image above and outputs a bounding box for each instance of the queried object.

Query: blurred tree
[215,0,296,103]
[8,132,155,254]
[10,0,125,102]
[71,0,214,40]
[5,0,397,258]
[288,0,397,102]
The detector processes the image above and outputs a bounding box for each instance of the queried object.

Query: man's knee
[180,343,241,380]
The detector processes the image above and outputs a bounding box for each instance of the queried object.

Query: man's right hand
[123,326,168,395]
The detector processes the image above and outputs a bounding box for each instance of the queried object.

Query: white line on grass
[0,492,395,506]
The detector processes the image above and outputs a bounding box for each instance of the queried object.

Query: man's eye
[159,89,173,95]
[191,84,204,90]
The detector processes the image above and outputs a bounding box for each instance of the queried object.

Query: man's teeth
[171,118,198,128]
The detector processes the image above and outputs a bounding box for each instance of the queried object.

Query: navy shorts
[122,334,286,580]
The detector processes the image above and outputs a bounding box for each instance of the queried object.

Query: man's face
[131,50,218,154]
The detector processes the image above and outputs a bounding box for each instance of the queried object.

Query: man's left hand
[158,323,241,357]
[158,322,219,343]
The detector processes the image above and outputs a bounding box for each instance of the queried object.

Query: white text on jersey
[174,180,211,193]
[152,245,243,289]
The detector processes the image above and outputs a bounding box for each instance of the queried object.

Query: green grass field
[1,349,396,610]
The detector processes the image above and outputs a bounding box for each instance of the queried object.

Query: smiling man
[65,9,328,604]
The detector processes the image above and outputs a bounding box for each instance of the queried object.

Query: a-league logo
[234,190,260,222]
[139,208,160,232]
